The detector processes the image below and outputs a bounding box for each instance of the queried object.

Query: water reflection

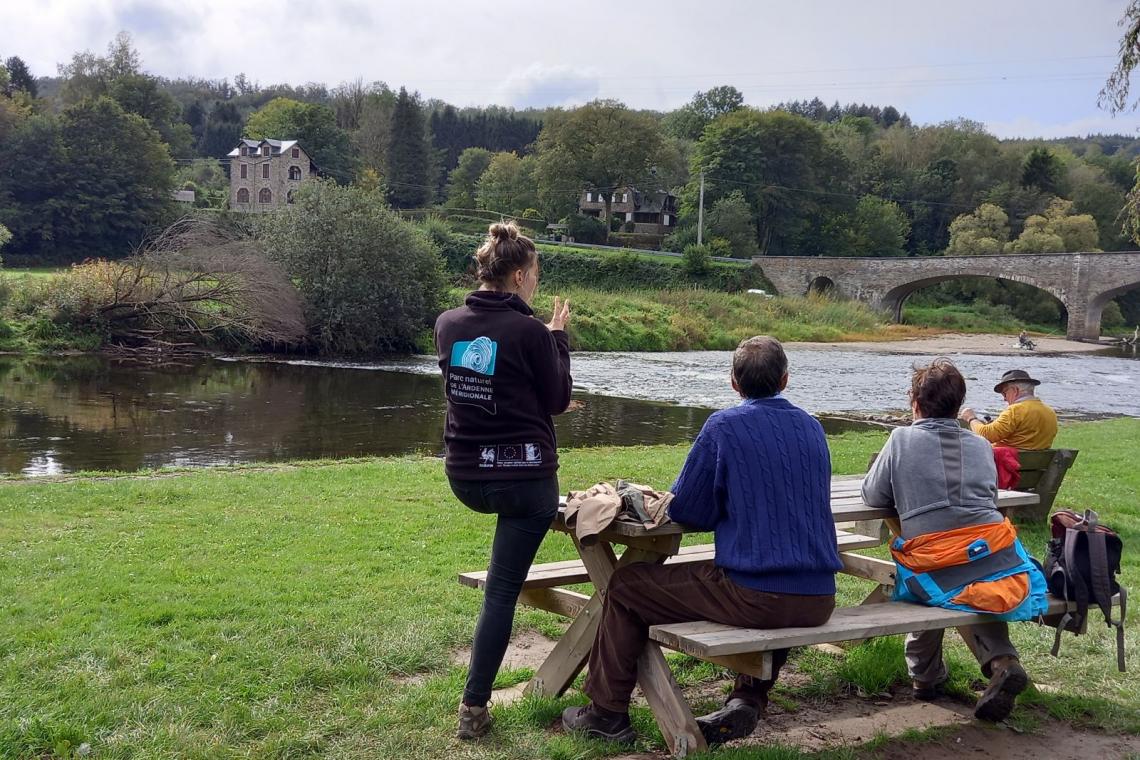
[0,356,714,476]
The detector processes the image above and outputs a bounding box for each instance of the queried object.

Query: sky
[2,0,1139,139]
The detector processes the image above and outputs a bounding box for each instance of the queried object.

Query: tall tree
[3,56,36,98]
[945,203,1010,255]
[664,85,746,141]
[687,109,840,255]
[385,87,433,208]
[475,152,537,215]
[534,99,665,239]
[1020,146,1062,194]
[198,100,243,158]
[445,147,493,209]
[245,97,357,183]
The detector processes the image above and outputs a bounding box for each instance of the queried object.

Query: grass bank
[1,419,1136,758]
[450,287,905,351]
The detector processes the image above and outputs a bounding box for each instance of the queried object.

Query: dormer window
[240,147,248,156]
[291,148,300,158]
[262,146,270,156]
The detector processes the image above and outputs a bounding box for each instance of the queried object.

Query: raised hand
[546,296,571,332]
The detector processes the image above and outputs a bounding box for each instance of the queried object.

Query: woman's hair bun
[488,222,518,242]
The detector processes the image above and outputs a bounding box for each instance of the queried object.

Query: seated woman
[861,358,1047,723]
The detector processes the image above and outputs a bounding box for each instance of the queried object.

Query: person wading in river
[434,222,572,740]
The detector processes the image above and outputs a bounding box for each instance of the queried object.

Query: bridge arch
[807,276,836,296]
[879,274,1069,323]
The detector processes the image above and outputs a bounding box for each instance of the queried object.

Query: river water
[0,347,1135,476]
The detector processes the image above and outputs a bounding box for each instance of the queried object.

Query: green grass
[449,287,897,351]
[1,419,1137,757]
[0,267,65,279]
[902,303,1063,336]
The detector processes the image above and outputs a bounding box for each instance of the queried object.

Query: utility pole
[696,170,705,246]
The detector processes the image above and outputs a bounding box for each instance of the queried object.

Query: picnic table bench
[457,478,1109,757]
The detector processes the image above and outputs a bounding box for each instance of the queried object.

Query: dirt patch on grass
[449,629,557,672]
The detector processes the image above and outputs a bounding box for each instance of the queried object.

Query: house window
[262,164,270,179]
[236,188,250,203]
[262,146,270,156]
[622,192,629,203]
[664,214,672,226]
[612,193,618,203]
[240,164,248,179]
[259,188,273,204]
[240,147,247,156]
[291,148,300,158]
[289,166,302,180]
[287,190,295,204]
[586,191,592,202]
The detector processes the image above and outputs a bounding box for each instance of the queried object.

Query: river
[0,346,1135,476]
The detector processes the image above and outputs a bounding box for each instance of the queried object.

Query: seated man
[562,336,842,745]
[959,369,1057,449]
[863,359,1047,722]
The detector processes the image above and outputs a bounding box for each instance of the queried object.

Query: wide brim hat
[994,369,1042,393]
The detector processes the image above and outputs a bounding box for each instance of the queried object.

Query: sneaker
[974,658,1028,722]
[561,704,637,744]
[696,698,760,744]
[456,702,492,740]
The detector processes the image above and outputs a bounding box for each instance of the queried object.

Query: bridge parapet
[754,252,1140,341]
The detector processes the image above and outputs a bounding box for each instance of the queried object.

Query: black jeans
[449,475,560,706]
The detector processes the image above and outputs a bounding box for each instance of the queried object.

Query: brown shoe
[975,657,1028,722]
[456,702,493,740]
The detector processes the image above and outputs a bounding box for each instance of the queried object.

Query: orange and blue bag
[891,518,1048,621]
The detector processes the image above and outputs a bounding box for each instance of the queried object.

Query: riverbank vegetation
[0,418,1136,758]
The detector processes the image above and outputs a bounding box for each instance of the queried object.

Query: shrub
[682,243,712,276]
[565,214,608,245]
[260,181,445,354]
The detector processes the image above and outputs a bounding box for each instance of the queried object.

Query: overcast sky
[3,0,1139,139]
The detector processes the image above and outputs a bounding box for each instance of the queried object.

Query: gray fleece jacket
[860,418,1002,540]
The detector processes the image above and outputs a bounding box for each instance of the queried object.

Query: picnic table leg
[636,642,708,756]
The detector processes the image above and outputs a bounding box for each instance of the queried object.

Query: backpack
[1043,509,1127,671]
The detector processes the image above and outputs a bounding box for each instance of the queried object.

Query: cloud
[498,64,601,109]
[115,1,196,38]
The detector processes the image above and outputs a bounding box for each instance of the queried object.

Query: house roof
[227,138,301,157]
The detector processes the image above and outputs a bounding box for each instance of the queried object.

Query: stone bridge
[754,252,1140,340]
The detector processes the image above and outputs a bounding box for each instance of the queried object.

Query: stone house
[227,138,318,212]
[578,187,678,235]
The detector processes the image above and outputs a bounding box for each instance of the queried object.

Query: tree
[0,97,175,261]
[354,89,397,175]
[534,100,665,241]
[1101,0,1140,113]
[663,86,745,141]
[1006,198,1100,253]
[245,97,357,184]
[3,56,36,98]
[1020,147,1062,194]
[847,196,910,256]
[945,203,1010,255]
[385,87,433,208]
[0,223,11,258]
[258,181,444,353]
[198,100,243,158]
[704,191,758,258]
[475,152,536,215]
[445,147,493,209]
[687,109,841,255]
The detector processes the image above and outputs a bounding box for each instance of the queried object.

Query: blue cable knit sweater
[668,396,842,595]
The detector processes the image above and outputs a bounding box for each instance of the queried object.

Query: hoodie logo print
[452,336,497,376]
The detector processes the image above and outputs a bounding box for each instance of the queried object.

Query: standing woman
[435,222,572,740]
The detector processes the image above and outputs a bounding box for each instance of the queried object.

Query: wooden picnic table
[520,478,1040,756]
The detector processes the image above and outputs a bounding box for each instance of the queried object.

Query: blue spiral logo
[452,336,498,375]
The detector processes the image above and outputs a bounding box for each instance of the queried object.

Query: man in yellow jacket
[959,370,1057,449]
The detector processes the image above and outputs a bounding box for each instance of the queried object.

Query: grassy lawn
[0,420,1137,758]
[0,267,65,279]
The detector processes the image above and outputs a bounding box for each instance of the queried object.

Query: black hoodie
[434,290,572,480]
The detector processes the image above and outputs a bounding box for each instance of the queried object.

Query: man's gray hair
[1009,381,1037,395]
[732,336,787,398]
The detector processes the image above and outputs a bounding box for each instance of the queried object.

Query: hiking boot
[912,680,945,702]
[696,698,760,744]
[974,656,1028,722]
[561,704,637,744]
[456,702,493,740]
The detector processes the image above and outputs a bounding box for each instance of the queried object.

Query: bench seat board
[458,530,882,590]
[649,596,1114,657]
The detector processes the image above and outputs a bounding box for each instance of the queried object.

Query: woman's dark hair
[732,336,788,398]
[910,357,967,418]
[475,222,537,287]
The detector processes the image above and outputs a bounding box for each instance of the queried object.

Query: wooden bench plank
[649,595,1118,658]
[458,530,883,590]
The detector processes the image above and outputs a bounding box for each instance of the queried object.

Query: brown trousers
[583,560,835,712]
